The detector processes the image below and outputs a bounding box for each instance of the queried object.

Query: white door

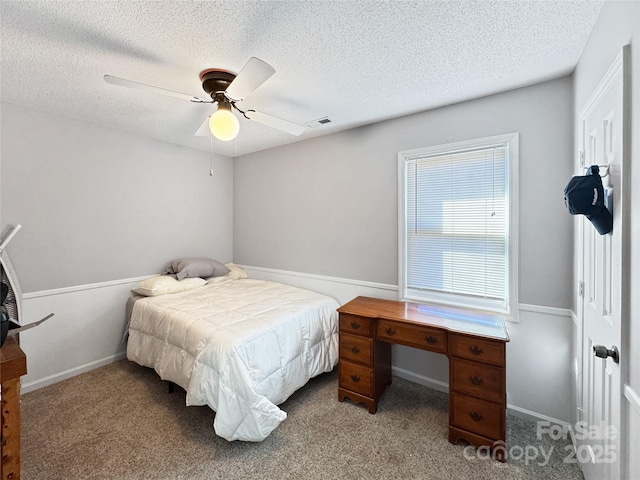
[578,47,629,480]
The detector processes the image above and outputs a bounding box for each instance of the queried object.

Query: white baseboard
[21,351,127,394]
[392,366,450,394]
[506,403,571,428]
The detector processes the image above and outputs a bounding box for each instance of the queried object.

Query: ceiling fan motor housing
[200,70,236,102]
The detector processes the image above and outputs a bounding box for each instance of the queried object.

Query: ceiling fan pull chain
[209,132,214,176]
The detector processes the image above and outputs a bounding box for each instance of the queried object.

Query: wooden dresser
[1,336,27,480]
[337,296,509,461]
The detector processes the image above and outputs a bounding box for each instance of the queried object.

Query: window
[398,133,518,314]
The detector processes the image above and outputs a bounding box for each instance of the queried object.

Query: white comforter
[126,278,339,441]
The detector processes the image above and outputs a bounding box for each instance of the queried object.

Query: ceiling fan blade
[104,75,208,103]
[246,110,305,136]
[194,115,211,136]
[225,57,276,102]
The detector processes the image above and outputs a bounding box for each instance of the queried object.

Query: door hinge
[579,281,584,298]
[579,150,585,168]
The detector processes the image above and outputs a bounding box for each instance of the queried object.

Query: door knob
[593,345,619,364]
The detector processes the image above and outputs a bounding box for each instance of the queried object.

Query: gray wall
[234,76,574,309]
[1,102,234,292]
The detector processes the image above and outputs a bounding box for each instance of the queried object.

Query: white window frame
[398,133,519,316]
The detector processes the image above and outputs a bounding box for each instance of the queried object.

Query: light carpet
[20,360,583,480]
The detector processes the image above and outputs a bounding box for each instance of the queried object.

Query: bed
[126,261,339,442]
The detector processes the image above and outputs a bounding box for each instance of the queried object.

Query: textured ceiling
[1,1,603,157]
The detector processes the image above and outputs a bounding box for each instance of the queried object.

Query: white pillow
[205,263,248,284]
[133,275,206,297]
[225,263,248,280]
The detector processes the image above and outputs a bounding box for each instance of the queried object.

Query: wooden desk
[337,296,509,461]
[1,336,27,480]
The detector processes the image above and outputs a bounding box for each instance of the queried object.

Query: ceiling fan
[104,57,305,141]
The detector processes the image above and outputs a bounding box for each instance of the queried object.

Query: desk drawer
[377,320,446,353]
[339,332,373,365]
[339,314,374,337]
[450,358,503,403]
[450,392,504,440]
[450,334,505,366]
[339,360,373,397]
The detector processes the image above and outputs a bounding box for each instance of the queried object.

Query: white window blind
[399,134,517,313]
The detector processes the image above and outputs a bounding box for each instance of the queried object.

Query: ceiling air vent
[305,117,332,128]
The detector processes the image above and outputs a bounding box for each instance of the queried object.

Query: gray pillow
[166,258,230,281]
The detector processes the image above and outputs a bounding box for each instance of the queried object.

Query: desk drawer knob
[468,345,484,356]
[350,322,360,330]
[469,376,484,386]
[385,327,396,336]
[351,346,360,354]
[350,374,360,383]
[469,412,484,422]
[425,336,438,344]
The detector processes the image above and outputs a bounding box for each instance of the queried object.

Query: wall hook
[586,165,610,178]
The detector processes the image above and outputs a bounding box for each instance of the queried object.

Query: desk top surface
[338,296,509,342]
[1,336,27,382]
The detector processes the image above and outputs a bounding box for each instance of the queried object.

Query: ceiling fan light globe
[209,109,239,141]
